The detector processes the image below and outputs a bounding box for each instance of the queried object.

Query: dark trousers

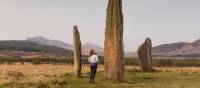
[90,63,98,80]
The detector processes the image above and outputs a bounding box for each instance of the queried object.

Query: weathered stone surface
[104,0,125,81]
[137,37,153,72]
[73,25,82,78]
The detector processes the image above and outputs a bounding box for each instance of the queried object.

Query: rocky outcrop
[104,0,125,81]
[73,25,82,78]
[137,38,153,72]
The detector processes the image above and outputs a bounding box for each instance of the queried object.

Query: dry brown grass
[0,64,200,86]
[0,63,104,85]
[156,67,200,73]
[125,66,200,73]
[0,63,72,84]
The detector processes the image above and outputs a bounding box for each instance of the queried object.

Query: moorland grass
[1,65,200,88]
[16,71,200,88]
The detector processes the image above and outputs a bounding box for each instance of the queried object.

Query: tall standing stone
[137,37,153,72]
[104,0,125,81]
[73,25,82,78]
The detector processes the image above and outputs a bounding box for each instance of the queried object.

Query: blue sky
[0,0,200,52]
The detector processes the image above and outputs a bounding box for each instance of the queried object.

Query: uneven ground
[0,64,200,88]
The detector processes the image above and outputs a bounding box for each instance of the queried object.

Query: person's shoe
[93,81,96,84]
[92,80,96,84]
[89,80,92,84]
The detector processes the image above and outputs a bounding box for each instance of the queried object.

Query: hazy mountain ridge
[152,42,188,56]
[27,36,137,57]
[152,39,200,56]
[25,36,200,57]
[26,36,73,50]
[82,43,104,56]
[0,40,73,57]
[27,36,104,56]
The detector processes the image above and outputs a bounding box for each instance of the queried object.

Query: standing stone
[137,37,153,72]
[104,0,125,81]
[73,25,82,78]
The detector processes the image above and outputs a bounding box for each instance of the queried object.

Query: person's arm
[96,55,99,63]
[88,57,91,63]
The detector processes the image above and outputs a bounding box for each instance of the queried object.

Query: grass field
[0,64,200,88]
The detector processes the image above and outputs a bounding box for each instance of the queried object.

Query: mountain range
[26,36,73,50]
[152,39,200,57]
[1,36,200,57]
[0,40,73,58]
[26,36,103,56]
[26,36,200,57]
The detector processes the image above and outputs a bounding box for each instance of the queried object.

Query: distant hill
[26,36,200,57]
[0,40,73,56]
[27,36,104,56]
[125,52,137,58]
[8,36,200,57]
[26,36,73,50]
[152,42,188,56]
[82,43,103,56]
[152,39,200,56]
[125,39,200,57]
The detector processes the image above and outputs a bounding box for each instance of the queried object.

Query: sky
[0,0,200,52]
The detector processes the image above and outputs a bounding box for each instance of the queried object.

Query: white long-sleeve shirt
[88,55,99,63]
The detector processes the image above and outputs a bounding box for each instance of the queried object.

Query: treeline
[1,56,200,67]
[0,57,73,65]
[0,40,73,56]
[126,57,200,67]
[0,56,104,65]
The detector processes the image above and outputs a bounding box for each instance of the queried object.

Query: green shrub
[32,60,42,65]
[156,59,173,67]
[7,62,14,65]
[20,61,24,65]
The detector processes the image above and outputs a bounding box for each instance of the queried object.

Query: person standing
[88,49,99,84]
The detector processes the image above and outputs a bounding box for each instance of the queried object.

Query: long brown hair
[89,49,95,57]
